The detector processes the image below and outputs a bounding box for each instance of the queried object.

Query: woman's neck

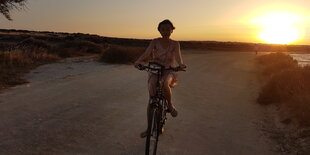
[160,37,170,41]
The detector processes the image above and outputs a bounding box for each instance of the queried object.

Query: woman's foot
[140,130,148,138]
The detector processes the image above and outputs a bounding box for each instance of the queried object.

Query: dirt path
[0,51,278,154]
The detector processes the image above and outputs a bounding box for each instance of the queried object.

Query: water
[290,54,310,67]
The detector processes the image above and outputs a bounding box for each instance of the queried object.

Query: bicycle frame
[144,62,168,155]
[138,62,185,155]
[148,62,168,134]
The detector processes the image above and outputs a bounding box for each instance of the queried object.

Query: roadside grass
[100,45,145,64]
[17,37,52,50]
[0,48,60,90]
[256,52,298,77]
[54,40,104,57]
[0,36,108,91]
[256,52,310,127]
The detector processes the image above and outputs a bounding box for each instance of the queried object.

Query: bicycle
[136,62,186,155]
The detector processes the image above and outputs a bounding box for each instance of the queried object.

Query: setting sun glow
[253,12,304,44]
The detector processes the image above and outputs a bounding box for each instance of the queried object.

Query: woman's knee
[148,78,157,95]
[148,76,156,86]
[163,76,173,88]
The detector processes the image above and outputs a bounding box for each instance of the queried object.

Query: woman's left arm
[175,41,186,68]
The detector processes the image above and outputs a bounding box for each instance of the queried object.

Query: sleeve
[175,41,184,65]
[135,39,155,64]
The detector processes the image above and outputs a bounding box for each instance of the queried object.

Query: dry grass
[256,53,310,127]
[0,49,59,66]
[0,36,106,91]
[256,52,298,77]
[17,37,52,50]
[54,40,104,57]
[0,48,60,90]
[100,45,145,64]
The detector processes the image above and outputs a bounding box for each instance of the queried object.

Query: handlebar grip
[179,68,186,72]
[137,64,145,70]
[171,67,186,72]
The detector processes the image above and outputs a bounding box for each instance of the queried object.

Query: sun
[253,12,303,44]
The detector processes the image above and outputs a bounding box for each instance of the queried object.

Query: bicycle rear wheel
[145,106,160,155]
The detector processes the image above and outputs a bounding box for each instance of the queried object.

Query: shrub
[54,40,104,57]
[0,49,60,89]
[17,37,52,50]
[0,49,59,66]
[256,53,310,127]
[256,52,298,77]
[258,67,310,104]
[0,42,15,51]
[100,45,145,64]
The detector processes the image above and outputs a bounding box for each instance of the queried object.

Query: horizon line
[1,28,309,46]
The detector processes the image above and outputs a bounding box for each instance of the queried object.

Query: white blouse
[136,38,184,68]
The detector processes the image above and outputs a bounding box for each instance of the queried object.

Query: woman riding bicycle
[134,19,186,138]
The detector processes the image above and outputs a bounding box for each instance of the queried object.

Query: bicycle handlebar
[137,64,186,72]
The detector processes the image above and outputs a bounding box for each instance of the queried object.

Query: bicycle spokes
[145,97,168,154]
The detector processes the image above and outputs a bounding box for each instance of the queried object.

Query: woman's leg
[163,74,178,117]
[141,74,158,138]
[163,74,174,111]
[148,74,157,97]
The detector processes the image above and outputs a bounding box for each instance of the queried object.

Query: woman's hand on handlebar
[134,62,139,68]
[134,62,144,70]
[173,64,186,71]
[179,64,187,69]
[170,65,186,72]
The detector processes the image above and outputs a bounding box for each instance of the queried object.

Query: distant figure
[134,19,187,138]
[254,44,259,55]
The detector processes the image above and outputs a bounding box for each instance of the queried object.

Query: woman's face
[159,24,173,38]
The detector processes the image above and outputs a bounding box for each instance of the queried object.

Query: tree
[0,0,27,20]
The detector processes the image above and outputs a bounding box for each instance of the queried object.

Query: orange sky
[1,0,310,45]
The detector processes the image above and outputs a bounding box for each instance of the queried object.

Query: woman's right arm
[135,39,156,65]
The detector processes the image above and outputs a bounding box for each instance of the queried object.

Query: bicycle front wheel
[145,106,160,155]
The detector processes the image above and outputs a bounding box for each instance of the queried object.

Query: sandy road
[0,51,278,154]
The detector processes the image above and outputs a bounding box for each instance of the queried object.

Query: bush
[100,45,145,64]
[54,40,104,57]
[257,53,310,127]
[0,42,15,51]
[0,49,60,89]
[256,52,298,77]
[0,49,59,66]
[17,37,52,50]
[258,67,310,104]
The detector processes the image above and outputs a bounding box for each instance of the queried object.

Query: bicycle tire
[145,105,160,155]
[159,99,166,135]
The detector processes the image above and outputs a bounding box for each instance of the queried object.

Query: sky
[1,0,310,45]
